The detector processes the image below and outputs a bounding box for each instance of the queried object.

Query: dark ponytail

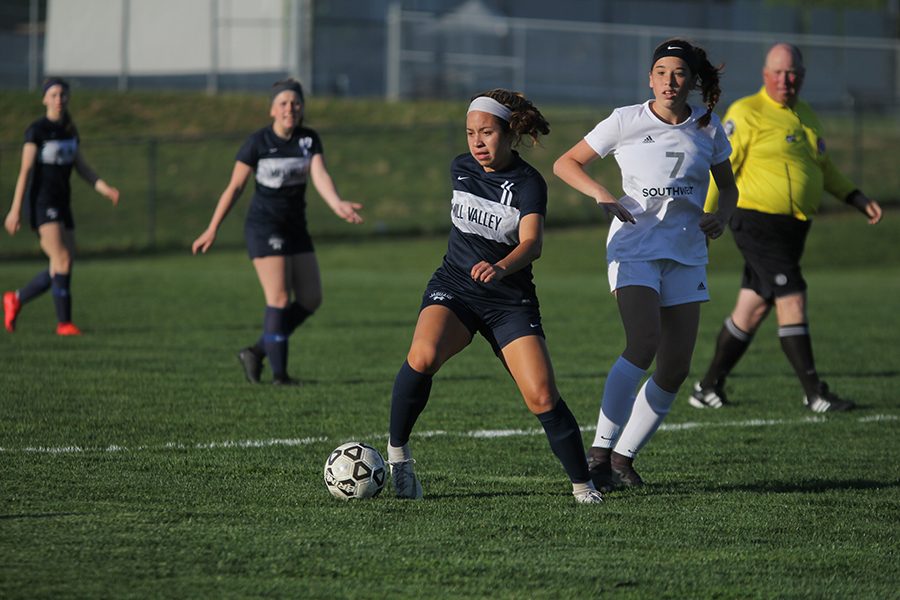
[689,45,723,128]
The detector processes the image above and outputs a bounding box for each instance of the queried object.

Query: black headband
[270,80,304,104]
[42,77,69,96]
[651,41,699,74]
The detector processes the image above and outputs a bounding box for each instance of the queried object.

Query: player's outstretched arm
[700,159,739,239]
[74,150,119,206]
[553,140,635,224]
[309,154,363,224]
[192,161,253,254]
[5,143,37,236]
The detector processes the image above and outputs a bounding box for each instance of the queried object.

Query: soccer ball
[323,441,386,500]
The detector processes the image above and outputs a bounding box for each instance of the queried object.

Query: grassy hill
[0,90,896,258]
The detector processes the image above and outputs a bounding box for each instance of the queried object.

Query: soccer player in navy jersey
[4,77,120,336]
[554,40,738,489]
[192,79,363,385]
[387,89,603,504]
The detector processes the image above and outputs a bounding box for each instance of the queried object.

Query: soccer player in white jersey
[554,40,738,489]
[387,89,603,504]
[4,77,120,336]
[193,79,363,385]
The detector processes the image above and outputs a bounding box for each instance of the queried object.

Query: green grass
[2,215,898,598]
[1,91,896,257]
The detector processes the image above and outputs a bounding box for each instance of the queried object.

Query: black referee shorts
[730,208,811,301]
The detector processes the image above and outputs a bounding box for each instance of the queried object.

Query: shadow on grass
[658,478,900,495]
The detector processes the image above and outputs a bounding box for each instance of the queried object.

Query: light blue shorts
[608,259,710,307]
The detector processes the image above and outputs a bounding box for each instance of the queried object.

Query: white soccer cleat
[573,488,604,504]
[389,459,423,500]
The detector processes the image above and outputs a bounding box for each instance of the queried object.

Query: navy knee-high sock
[19,270,52,304]
[389,361,433,447]
[252,301,312,355]
[51,273,72,323]
[262,306,288,379]
[536,399,590,484]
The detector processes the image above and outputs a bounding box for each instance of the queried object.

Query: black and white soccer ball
[323,441,386,500]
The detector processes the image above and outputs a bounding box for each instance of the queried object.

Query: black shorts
[29,198,74,230]
[244,218,314,259]
[730,208,811,301]
[420,273,545,355]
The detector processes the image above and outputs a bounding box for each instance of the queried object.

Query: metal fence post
[386,0,401,101]
[147,138,157,249]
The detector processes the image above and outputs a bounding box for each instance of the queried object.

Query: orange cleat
[3,291,20,333]
[56,322,83,336]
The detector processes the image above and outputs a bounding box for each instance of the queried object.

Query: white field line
[0,414,896,455]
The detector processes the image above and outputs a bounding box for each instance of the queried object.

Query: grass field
[1,215,898,598]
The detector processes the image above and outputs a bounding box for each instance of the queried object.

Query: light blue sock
[592,356,647,448]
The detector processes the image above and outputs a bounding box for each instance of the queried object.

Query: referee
[692,43,883,413]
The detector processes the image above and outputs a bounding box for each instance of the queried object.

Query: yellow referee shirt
[705,86,856,220]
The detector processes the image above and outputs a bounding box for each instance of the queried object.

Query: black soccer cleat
[587,449,616,493]
[237,347,264,383]
[610,452,644,488]
[804,382,855,413]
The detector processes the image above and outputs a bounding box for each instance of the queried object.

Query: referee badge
[723,119,735,136]
[817,137,827,154]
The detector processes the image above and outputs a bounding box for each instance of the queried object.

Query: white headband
[467,96,512,122]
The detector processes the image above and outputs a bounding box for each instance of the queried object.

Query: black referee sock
[700,317,753,389]
[389,361,433,448]
[262,306,288,379]
[51,273,72,323]
[778,323,820,398]
[536,399,590,484]
[19,270,51,304]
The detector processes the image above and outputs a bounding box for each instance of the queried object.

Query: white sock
[614,377,676,458]
[387,443,411,463]
[592,356,647,448]
[572,481,597,495]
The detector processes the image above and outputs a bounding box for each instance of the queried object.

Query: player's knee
[406,346,441,375]
[653,364,690,392]
[523,388,556,414]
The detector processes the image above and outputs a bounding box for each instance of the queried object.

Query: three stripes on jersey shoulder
[499,180,515,206]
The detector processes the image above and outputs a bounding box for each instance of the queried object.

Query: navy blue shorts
[730,208,810,301]
[29,198,74,230]
[420,275,545,355]
[244,218,314,259]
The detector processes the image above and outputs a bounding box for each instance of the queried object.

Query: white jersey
[584,101,731,265]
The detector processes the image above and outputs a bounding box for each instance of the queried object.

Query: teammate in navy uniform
[192,79,363,385]
[4,77,120,336]
[387,89,603,504]
[554,40,738,489]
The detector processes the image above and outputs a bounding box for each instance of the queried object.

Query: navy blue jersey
[236,125,323,225]
[436,151,547,306]
[25,116,79,206]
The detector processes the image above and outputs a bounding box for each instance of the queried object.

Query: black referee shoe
[272,375,301,386]
[804,382,855,413]
[237,347,263,383]
[689,381,727,409]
